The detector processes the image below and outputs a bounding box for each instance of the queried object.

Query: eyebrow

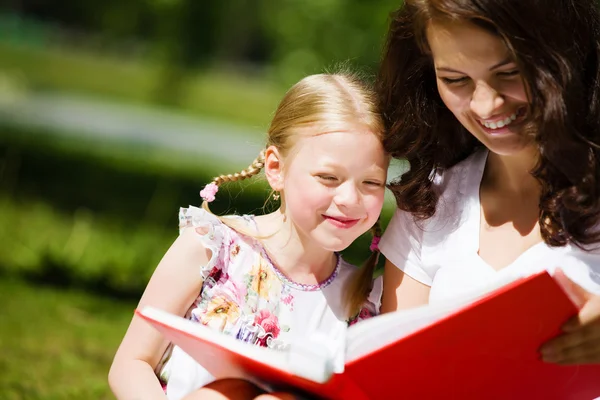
[435,57,514,74]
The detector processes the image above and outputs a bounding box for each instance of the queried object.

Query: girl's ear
[264,146,284,192]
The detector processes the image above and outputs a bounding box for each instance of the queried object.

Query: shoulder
[179,206,257,242]
[179,206,257,278]
[380,151,487,268]
[432,149,488,198]
[562,242,600,294]
[386,149,487,232]
[179,206,223,234]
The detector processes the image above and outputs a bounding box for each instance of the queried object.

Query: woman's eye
[440,76,469,85]
[498,70,520,78]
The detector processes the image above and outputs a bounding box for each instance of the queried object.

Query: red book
[137,271,600,400]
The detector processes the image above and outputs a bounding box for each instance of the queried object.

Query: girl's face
[280,128,388,252]
[426,20,535,156]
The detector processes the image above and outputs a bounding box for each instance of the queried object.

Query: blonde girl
[108,71,389,400]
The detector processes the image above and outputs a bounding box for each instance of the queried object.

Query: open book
[138,271,600,400]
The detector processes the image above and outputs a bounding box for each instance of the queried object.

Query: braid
[201,150,268,236]
[345,217,382,319]
[212,150,265,186]
[370,218,383,240]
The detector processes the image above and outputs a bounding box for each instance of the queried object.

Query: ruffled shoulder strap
[178,206,227,279]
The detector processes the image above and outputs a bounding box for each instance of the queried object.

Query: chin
[316,235,352,252]
[485,140,537,157]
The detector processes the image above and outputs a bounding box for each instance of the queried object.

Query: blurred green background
[0,1,403,398]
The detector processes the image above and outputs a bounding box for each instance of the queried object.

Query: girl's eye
[317,175,337,181]
[364,181,383,187]
[440,76,469,85]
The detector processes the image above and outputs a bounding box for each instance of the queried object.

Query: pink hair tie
[370,236,381,252]
[200,182,219,202]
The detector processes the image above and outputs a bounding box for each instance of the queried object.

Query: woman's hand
[539,269,600,365]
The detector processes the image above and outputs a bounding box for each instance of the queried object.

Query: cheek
[364,192,385,221]
[438,85,469,117]
[285,179,331,215]
[513,81,529,102]
[496,79,528,103]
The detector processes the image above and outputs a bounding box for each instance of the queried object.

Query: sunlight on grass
[0,278,134,399]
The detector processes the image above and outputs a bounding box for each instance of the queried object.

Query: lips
[476,106,528,135]
[323,215,360,229]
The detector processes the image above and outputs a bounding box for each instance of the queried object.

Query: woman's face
[426,20,535,156]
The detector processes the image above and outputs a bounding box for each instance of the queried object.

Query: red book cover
[138,271,600,400]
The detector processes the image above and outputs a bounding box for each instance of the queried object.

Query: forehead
[425,20,511,68]
[297,128,380,150]
[288,128,384,161]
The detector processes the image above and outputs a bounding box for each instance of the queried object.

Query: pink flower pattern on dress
[254,309,281,346]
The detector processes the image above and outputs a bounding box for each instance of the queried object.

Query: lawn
[0,41,282,129]
[0,278,134,399]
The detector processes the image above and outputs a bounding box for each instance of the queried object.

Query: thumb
[553,268,592,309]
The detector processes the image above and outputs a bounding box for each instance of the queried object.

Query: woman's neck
[483,146,541,196]
[253,210,337,284]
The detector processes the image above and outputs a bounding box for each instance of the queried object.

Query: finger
[541,322,600,355]
[552,347,600,365]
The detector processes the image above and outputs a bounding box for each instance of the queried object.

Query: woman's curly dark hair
[377,0,600,248]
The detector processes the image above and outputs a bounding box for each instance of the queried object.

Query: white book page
[344,272,525,362]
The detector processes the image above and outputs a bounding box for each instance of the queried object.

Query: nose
[470,81,504,119]
[334,181,361,209]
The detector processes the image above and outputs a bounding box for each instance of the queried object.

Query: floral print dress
[157,206,382,400]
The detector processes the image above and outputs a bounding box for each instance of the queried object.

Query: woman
[377,0,600,365]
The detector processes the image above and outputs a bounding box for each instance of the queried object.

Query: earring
[273,192,280,201]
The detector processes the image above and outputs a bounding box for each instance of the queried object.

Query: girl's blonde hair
[202,71,385,319]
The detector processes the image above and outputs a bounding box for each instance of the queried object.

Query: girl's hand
[539,269,600,365]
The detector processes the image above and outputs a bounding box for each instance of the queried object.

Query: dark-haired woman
[378,0,600,365]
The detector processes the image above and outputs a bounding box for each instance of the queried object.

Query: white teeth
[481,110,519,130]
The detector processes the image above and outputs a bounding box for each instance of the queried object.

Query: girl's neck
[483,146,541,196]
[253,210,337,285]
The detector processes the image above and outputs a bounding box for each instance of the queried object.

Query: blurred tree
[257,0,399,84]
[1,0,401,86]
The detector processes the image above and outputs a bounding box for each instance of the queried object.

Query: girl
[108,72,389,400]
[377,0,600,367]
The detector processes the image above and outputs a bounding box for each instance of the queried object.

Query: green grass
[0,196,174,294]
[0,41,282,129]
[0,278,134,399]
